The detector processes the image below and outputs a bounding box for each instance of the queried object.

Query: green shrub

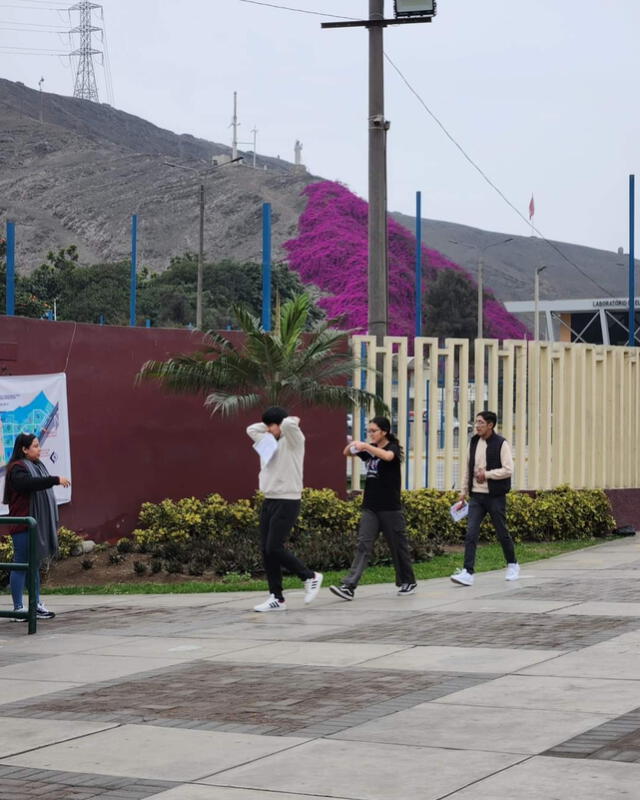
[57,526,83,559]
[127,486,615,579]
[116,537,134,554]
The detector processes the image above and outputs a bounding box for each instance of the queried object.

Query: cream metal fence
[349,336,640,492]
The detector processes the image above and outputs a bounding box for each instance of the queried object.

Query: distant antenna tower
[230,91,239,161]
[70,1,102,102]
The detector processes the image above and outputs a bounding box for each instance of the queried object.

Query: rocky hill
[1,77,635,304]
[0,78,316,271]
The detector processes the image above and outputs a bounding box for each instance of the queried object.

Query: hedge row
[128,486,614,577]
[0,487,615,582]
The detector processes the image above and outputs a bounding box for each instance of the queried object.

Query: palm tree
[138,293,387,416]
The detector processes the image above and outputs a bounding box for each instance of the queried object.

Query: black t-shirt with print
[358,442,401,511]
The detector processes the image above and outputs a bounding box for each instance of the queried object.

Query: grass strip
[37,538,607,596]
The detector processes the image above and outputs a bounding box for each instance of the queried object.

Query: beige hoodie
[246,416,305,500]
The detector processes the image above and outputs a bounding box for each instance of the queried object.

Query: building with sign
[504,297,640,345]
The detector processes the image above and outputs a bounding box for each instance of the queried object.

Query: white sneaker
[253,594,287,612]
[303,572,323,604]
[505,563,520,581]
[450,568,474,586]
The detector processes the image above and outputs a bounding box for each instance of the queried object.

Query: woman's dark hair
[370,416,404,462]
[3,432,36,504]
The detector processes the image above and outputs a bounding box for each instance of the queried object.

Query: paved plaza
[2,537,640,798]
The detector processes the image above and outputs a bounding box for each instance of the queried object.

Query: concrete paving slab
[450,754,640,799]
[359,645,565,673]
[1,724,309,781]
[442,598,578,614]
[205,641,412,667]
[550,602,640,617]
[0,633,131,656]
[331,701,611,754]
[0,653,185,684]
[434,674,640,715]
[0,678,81,704]
[520,640,640,680]
[0,717,118,758]
[201,738,523,799]
[190,622,349,640]
[149,787,349,800]
[83,636,265,660]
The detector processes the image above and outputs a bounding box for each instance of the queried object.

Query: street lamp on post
[534,265,547,341]
[164,157,242,329]
[477,237,513,338]
[321,2,436,343]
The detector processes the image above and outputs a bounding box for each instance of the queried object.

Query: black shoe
[329,584,355,601]
[36,603,56,619]
[397,583,417,596]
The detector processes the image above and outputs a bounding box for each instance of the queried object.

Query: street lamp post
[534,264,547,341]
[477,237,513,338]
[449,236,513,338]
[165,157,242,329]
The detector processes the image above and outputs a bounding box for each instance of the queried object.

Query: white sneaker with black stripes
[253,594,287,612]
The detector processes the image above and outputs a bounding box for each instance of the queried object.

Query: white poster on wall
[0,373,71,512]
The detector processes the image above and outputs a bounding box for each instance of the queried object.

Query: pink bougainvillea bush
[284,180,529,340]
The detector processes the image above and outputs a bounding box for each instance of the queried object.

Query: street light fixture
[448,236,513,338]
[164,157,242,329]
[394,0,436,18]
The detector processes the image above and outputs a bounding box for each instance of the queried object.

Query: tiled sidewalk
[2,537,640,799]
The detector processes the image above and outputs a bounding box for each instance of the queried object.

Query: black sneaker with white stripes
[329,584,355,601]
[397,583,417,596]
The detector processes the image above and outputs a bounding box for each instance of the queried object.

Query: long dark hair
[3,432,36,504]
[370,416,404,462]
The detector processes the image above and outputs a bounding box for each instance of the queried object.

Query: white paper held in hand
[450,502,469,523]
[253,433,278,467]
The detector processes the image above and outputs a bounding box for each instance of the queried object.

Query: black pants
[464,493,516,574]
[343,508,416,589]
[260,498,314,601]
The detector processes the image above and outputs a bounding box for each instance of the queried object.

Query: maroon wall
[0,317,345,541]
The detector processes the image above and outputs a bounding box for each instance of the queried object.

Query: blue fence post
[629,175,636,346]
[6,220,15,316]
[262,203,272,331]
[129,214,138,327]
[415,191,422,337]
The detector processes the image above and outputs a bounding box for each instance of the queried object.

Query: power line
[238,0,355,20]
[235,0,615,297]
[383,52,615,297]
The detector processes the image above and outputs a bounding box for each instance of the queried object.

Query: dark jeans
[260,498,314,601]
[464,493,516,574]
[10,531,41,610]
[343,508,416,589]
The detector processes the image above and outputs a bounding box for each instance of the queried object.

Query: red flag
[528,194,535,220]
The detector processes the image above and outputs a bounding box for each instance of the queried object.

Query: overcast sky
[1,0,638,253]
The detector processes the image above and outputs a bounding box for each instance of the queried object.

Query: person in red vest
[3,432,70,619]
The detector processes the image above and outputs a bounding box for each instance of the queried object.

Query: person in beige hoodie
[247,406,323,612]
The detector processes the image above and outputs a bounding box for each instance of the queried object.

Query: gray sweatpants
[343,508,416,589]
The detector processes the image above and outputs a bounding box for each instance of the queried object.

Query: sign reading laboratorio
[0,373,71,512]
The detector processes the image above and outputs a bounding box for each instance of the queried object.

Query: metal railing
[0,516,38,634]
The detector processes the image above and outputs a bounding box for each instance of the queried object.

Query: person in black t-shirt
[329,417,417,601]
